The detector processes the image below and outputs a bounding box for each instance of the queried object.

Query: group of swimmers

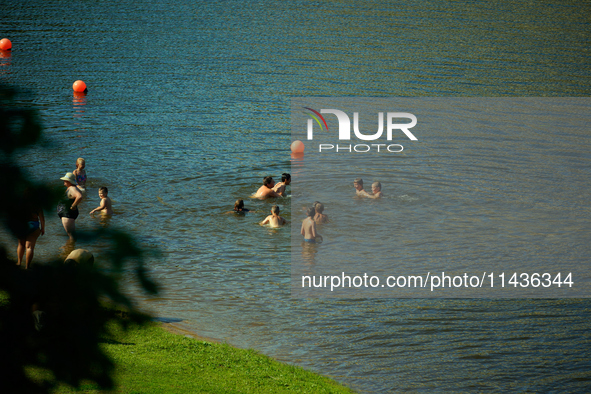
[16,158,113,269]
[353,178,383,199]
[235,174,383,244]
[300,202,329,243]
[58,157,113,239]
[301,178,383,244]
[252,173,291,199]
[230,173,292,228]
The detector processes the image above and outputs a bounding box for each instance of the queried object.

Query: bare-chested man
[272,173,291,197]
[301,207,320,243]
[253,176,281,199]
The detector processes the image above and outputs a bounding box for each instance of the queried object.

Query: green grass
[2,289,353,393]
[47,322,354,393]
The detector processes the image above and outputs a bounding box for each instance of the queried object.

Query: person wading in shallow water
[260,205,287,227]
[272,173,291,197]
[58,172,83,240]
[253,176,281,199]
[301,207,321,243]
[15,189,45,269]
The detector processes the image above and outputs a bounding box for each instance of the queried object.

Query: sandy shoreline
[159,321,222,344]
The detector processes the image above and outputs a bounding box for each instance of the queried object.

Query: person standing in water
[301,207,320,243]
[260,205,287,227]
[73,158,87,193]
[58,173,83,239]
[89,187,113,216]
[15,189,45,269]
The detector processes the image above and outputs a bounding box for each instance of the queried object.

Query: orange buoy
[73,80,87,93]
[0,38,12,51]
[291,140,305,153]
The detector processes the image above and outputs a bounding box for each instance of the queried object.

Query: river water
[1,0,590,392]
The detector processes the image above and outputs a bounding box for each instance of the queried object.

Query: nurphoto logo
[304,107,418,153]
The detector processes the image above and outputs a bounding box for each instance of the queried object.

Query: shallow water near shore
[2,0,591,392]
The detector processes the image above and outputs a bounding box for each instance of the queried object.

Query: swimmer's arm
[368,192,383,199]
[260,216,271,225]
[300,222,306,236]
[90,199,106,214]
[269,190,281,198]
[311,222,317,238]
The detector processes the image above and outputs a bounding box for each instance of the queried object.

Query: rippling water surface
[2,1,590,392]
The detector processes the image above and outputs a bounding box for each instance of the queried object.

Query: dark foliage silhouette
[0,84,159,393]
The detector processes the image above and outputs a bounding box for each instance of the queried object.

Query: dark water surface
[2,1,590,392]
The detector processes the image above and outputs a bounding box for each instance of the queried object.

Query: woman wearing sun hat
[58,172,83,239]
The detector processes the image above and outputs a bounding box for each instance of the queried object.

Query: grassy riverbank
[35,321,354,393]
[0,292,352,393]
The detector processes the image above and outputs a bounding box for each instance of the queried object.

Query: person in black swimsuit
[58,172,83,239]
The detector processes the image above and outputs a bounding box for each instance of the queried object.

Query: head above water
[281,173,291,184]
[234,199,244,210]
[306,207,315,217]
[315,203,324,213]
[271,205,280,214]
[76,157,85,169]
[263,176,274,187]
[353,178,363,190]
[372,182,381,191]
[99,187,108,196]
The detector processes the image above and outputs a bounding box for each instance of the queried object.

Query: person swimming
[353,178,371,197]
[233,199,249,213]
[370,182,384,198]
[272,173,291,197]
[253,176,281,199]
